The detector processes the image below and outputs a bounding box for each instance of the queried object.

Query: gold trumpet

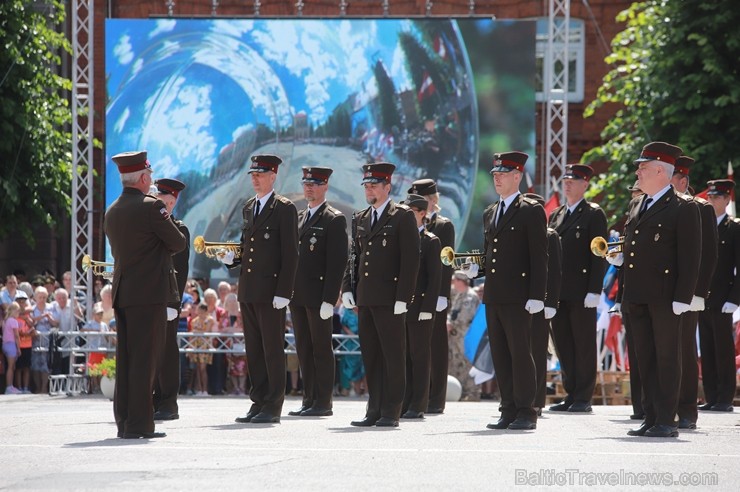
[590,236,624,258]
[440,246,485,269]
[82,255,114,280]
[193,235,242,259]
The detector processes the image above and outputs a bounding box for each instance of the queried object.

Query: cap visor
[362,177,385,184]
[489,166,514,174]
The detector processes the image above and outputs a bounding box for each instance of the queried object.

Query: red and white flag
[525,171,535,193]
[417,71,436,102]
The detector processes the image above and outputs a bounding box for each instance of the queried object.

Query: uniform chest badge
[654,233,660,242]
[264,232,270,239]
[576,231,580,239]
[309,236,317,251]
[382,238,387,247]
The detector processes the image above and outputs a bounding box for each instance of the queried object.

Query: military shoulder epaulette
[589,202,601,209]
[520,195,539,206]
[693,195,709,206]
[731,216,740,225]
[424,229,438,240]
[275,194,293,205]
[676,193,694,202]
[396,202,411,211]
[436,214,450,222]
[547,227,557,234]
[484,203,496,215]
[326,205,342,216]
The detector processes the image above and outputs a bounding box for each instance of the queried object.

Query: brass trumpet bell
[193,235,242,259]
[440,246,485,269]
[82,254,114,280]
[590,236,624,258]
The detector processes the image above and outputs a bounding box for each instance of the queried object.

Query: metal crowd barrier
[35,331,361,396]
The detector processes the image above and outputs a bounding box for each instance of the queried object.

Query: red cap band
[118,160,151,174]
[157,183,180,198]
[641,150,677,165]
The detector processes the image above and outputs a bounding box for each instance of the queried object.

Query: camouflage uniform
[447,286,481,400]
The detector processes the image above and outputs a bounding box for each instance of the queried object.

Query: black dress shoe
[709,403,734,412]
[121,431,166,439]
[567,401,592,413]
[627,422,653,436]
[426,407,444,414]
[288,405,311,416]
[697,402,714,411]
[375,417,399,427]
[486,418,514,430]
[350,416,379,427]
[401,410,424,419]
[629,412,645,420]
[153,410,179,421]
[250,412,280,424]
[300,407,333,417]
[549,400,573,412]
[644,424,679,438]
[508,418,536,430]
[678,418,697,429]
[235,409,261,423]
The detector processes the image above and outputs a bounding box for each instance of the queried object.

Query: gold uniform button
[629,264,634,269]
[631,241,636,245]
[364,262,368,266]
[492,269,496,273]
[274,274,278,278]
[299,241,301,245]
[248,258,253,262]
[630,252,634,257]
[394,277,398,281]
[319,276,323,280]
[521,273,526,277]
[582,269,587,273]
[635,230,639,234]
[364,272,368,277]
[368,241,373,246]
[492,259,496,263]
[251,237,255,242]
[493,238,498,243]
[247,268,252,273]
[493,248,497,253]
[664,269,669,274]
[250,248,254,252]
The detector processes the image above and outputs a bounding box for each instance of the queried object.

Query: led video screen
[105,18,536,281]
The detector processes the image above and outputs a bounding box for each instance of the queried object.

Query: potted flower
[88,357,116,400]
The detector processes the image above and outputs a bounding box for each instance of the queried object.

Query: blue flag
[464,304,487,363]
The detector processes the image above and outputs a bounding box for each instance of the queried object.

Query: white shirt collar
[567,198,584,213]
[307,200,326,217]
[499,191,520,210]
[372,197,392,218]
[255,190,274,210]
[645,184,672,206]
[717,213,727,225]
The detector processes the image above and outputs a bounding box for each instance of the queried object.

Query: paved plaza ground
[1,394,738,491]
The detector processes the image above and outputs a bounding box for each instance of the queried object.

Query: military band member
[104,151,186,439]
[152,178,190,422]
[698,179,739,412]
[408,178,455,414]
[548,164,607,413]
[223,154,299,424]
[608,142,701,438]
[523,193,562,414]
[400,194,441,419]
[341,163,420,427]
[465,151,547,430]
[670,156,718,429]
[288,167,348,418]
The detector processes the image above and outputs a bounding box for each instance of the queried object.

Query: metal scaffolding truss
[544,0,570,200]
[71,0,95,322]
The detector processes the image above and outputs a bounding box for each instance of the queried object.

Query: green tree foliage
[0,0,72,243]
[584,0,740,224]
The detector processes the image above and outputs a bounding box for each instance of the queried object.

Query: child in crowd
[14,291,34,394]
[188,303,214,396]
[3,302,22,394]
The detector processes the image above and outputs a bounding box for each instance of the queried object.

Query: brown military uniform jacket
[548,199,607,301]
[292,202,348,307]
[104,188,186,308]
[408,229,442,318]
[426,213,455,299]
[707,214,740,308]
[686,195,718,299]
[171,217,190,311]
[232,192,299,303]
[545,228,563,309]
[342,201,420,306]
[481,194,548,305]
[622,187,700,305]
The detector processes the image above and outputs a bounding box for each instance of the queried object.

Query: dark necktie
[638,197,653,218]
[302,209,311,228]
[496,201,505,227]
[371,209,379,230]
[254,200,261,217]
[564,208,572,221]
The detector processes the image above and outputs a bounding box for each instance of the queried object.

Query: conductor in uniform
[608,142,701,438]
[104,151,186,439]
[222,154,299,424]
[341,163,420,427]
[152,178,190,422]
[548,164,607,413]
[288,167,348,417]
[669,156,718,429]
[400,194,441,419]
[699,179,739,412]
[464,151,547,430]
[408,178,455,413]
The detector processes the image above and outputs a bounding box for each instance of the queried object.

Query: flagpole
[728,161,736,217]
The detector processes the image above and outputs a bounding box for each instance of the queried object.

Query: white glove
[166,307,178,321]
[319,302,334,320]
[525,299,544,314]
[584,293,600,309]
[272,296,290,310]
[341,292,356,309]
[463,263,479,279]
[606,252,623,267]
[220,250,235,265]
[609,303,621,314]
[435,296,448,312]
[721,302,739,314]
[672,301,691,316]
[689,296,705,312]
[418,312,433,321]
[544,307,557,319]
[393,301,408,315]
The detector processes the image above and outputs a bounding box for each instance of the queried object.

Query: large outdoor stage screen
[105,18,536,281]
